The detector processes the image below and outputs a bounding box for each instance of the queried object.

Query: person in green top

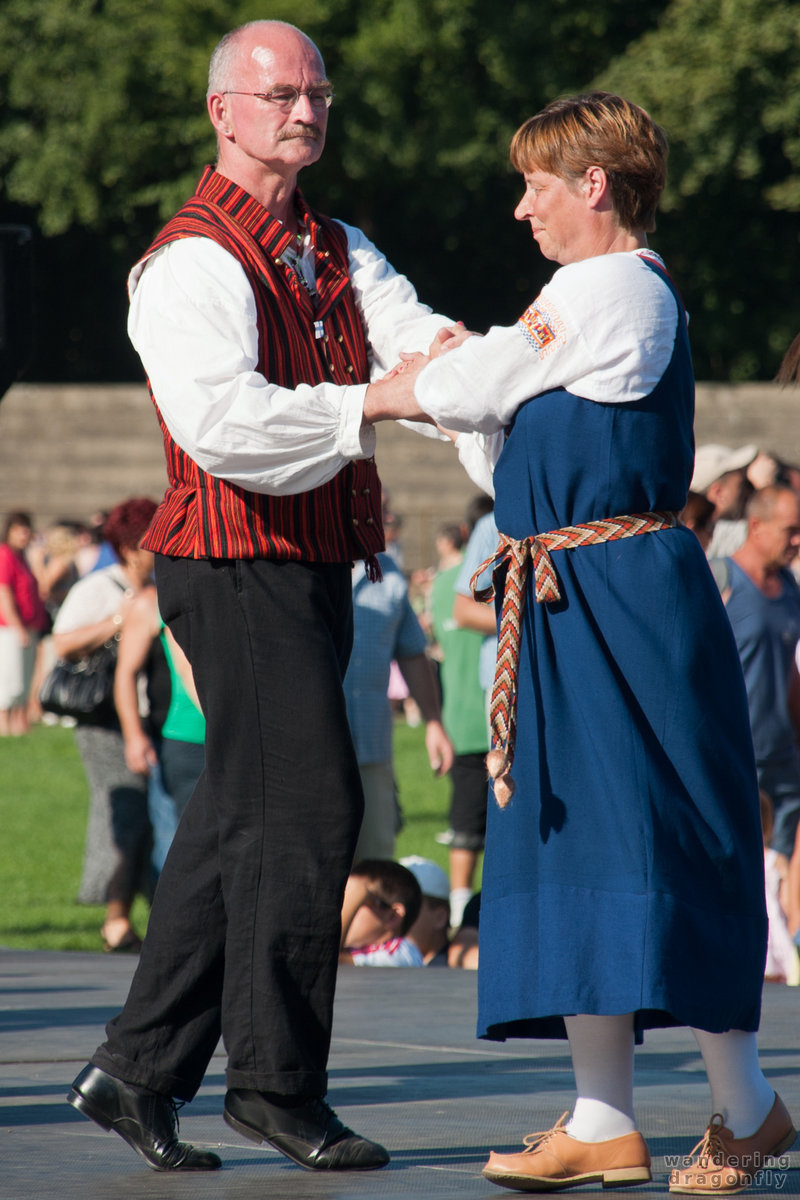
[429,513,492,928]
[114,585,205,876]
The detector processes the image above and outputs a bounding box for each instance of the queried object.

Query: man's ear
[705,479,723,507]
[387,902,405,932]
[208,93,234,140]
[432,904,450,933]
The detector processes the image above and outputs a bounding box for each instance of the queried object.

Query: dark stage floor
[1,950,799,1199]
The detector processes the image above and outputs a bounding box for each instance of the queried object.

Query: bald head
[745,485,799,525]
[205,19,330,203]
[743,485,800,572]
[208,21,324,98]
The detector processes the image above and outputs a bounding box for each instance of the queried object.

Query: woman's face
[514,168,593,265]
[6,522,31,551]
[120,542,155,585]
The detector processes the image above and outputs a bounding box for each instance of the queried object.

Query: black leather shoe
[67,1065,222,1171]
[223,1089,390,1170]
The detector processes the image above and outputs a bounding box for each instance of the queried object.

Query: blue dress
[478,260,767,1042]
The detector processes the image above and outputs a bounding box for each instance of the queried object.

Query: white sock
[690,1028,775,1137]
[449,887,472,929]
[564,1014,638,1142]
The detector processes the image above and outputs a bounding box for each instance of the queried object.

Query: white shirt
[128,222,451,497]
[348,935,424,967]
[419,250,681,492]
[53,565,130,634]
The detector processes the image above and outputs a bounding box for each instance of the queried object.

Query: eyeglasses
[223,86,334,110]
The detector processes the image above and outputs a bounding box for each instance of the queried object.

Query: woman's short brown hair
[509,91,668,234]
[103,496,157,560]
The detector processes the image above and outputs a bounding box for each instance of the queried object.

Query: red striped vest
[139,167,384,564]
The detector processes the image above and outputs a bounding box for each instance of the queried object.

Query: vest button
[346,365,354,374]
[352,518,359,526]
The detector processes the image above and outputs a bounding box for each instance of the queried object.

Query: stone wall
[1,381,798,570]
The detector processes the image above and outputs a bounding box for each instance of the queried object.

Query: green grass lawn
[0,720,469,952]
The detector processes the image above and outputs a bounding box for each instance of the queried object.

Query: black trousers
[93,555,364,1100]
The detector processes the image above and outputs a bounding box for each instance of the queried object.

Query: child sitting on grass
[340,859,423,966]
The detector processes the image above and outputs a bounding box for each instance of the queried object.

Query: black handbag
[39,639,120,721]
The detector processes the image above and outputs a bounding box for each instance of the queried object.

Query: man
[67,19,456,1175]
[692,442,757,558]
[344,551,453,862]
[714,485,800,939]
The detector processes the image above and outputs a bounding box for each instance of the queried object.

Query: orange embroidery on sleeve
[517,300,566,357]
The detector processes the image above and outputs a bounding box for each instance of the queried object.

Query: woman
[365,93,796,1194]
[53,497,157,951]
[0,512,50,735]
[113,583,205,878]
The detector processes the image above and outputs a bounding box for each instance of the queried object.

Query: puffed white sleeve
[342,221,459,444]
[414,253,679,434]
[341,221,454,374]
[127,238,377,496]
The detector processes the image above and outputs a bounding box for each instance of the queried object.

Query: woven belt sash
[470,510,679,807]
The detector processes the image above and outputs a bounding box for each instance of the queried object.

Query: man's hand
[424,718,455,777]
[362,352,432,425]
[362,323,476,426]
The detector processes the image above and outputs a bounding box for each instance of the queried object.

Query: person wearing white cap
[692,443,757,559]
[400,856,452,966]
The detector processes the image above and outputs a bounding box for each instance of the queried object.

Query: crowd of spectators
[4,458,800,979]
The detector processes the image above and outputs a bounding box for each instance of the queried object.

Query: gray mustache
[279,126,322,141]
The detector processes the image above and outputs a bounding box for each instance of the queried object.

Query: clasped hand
[362,324,472,425]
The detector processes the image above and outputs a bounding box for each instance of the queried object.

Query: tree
[0,0,228,380]
[0,0,667,380]
[597,0,800,379]
[318,0,669,331]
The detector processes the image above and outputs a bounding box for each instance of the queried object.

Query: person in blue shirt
[713,484,800,941]
[343,551,453,861]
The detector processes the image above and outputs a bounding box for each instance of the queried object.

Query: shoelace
[520,1111,571,1155]
[162,1098,205,1169]
[169,1098,186,1133]
[685,1114,727,1167]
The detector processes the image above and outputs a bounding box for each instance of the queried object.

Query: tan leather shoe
[482,1112,652,1192]
[669,1093,796,1194]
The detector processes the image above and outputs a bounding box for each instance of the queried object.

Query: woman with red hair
[53,497,157,951]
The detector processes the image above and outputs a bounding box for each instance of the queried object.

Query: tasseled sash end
[486,748,515,808]
[472,510,679,811]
